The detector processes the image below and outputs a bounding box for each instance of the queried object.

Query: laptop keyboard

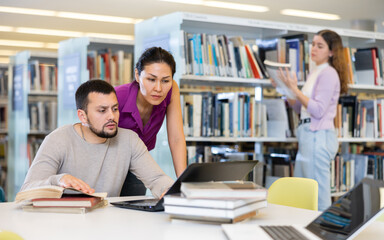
[260,226,309,240]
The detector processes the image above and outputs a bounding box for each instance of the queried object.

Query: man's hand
[59,175,95,194]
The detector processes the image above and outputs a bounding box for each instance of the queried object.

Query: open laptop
[222,177,384,240]
[111,160,258,212]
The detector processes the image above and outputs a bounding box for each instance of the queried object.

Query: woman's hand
[270,78,277,88]
[59,174,95,194]
[278,67,298,91]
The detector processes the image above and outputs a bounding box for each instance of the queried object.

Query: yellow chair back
[267,177,318,211]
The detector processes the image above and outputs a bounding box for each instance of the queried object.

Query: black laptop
[111,160,258,212]
[222,177,384,240]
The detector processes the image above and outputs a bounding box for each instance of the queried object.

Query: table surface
[0,196,383,240]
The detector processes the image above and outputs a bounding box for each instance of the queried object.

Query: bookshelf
[0,63,7,199]
[7,51,58,200]
[135,12,384,191]
[57,37,134,127]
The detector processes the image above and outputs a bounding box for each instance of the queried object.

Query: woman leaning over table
[115,47,187,196]
[274,30,349,211]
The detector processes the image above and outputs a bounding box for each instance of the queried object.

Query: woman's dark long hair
[317,30,349,94]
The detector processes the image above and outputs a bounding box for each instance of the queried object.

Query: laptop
[222,177,384,240]
[111,160,258,212]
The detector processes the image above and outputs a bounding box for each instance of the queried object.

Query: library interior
[1,0,384,239]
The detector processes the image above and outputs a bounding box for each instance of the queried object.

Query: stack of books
[15,186,108,214]
[164,181,267,223]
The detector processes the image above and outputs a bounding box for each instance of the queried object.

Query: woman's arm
[279,68,310,108]
[166,80,187,177]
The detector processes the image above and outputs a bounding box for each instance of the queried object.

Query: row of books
[335,96,384,138]
[181,92,298,138]
[182,32,310,82]
[0,106,6,130]
[164,181,267,223]
[0,68,8,96]
[28,101,57,133]
[182,31,384,87]
[0,138,6,200]
[331,152,384,193]
[28,61,57,92]
[27,136,44,166]
[87,49,133,86]
[348,47,384,86]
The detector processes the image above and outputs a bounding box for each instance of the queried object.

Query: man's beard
[88,120,118,138]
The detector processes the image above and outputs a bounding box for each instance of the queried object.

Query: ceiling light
[0,50,17,56]
[0,57,9,64]
[85,33,134,41]
[0,25,134,41]
[0,6,55,16]
[281,9,340,20]
[0,40,58,49]
[0,6,142,24]
[16,27,83,37]
[160,0,269,12]
[57,12,142,24]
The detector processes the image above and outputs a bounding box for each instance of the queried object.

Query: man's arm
[20,131,93,193]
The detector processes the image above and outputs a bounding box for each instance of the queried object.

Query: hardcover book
[22,200,108,214]
[15,185,107,203]
[263,60,295,99]
[32,194,103,208]
[165,199,267,223]
[180,181,267,199]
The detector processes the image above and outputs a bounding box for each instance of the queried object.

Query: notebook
[111,160,258,212]
[222,177,384,240]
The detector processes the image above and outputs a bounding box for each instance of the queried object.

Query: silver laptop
[222,178,384,240]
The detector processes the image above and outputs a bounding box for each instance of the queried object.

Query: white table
[0,197,383,240]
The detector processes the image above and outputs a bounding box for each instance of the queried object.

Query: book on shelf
[0,67,8,96]
[22,199,108,214]
[262,98,291,138]
[15,185,107,203]
[164,194,267,223]
[263,60,296,99]
[282,33,309,82]
[354,48,380,86]
[180,181,267,199]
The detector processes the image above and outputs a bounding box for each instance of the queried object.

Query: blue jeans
[294,123,338,211]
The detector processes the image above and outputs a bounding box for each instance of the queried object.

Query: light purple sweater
[292,66,340,131]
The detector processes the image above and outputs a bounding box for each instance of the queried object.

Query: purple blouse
[115,82,172,151]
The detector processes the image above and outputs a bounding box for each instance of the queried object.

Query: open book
[15,185,107,203]
[264,60,296,99]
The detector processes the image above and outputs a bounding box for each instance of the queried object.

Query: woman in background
[115,47,186,196]
[274,30,348,210]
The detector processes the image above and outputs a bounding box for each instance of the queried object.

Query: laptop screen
[306,178,384,240]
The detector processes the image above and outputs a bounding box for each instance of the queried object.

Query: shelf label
[12,65,24,111]
[62,53,80,110]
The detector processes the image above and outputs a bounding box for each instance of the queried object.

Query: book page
[264,60,296,99]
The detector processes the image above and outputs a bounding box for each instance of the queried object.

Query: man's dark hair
[75,79,116,111]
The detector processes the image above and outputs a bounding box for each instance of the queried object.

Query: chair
[267,177,318,211]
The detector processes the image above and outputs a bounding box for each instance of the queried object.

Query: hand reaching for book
[59,174,95,194]
[278,67,298,92]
